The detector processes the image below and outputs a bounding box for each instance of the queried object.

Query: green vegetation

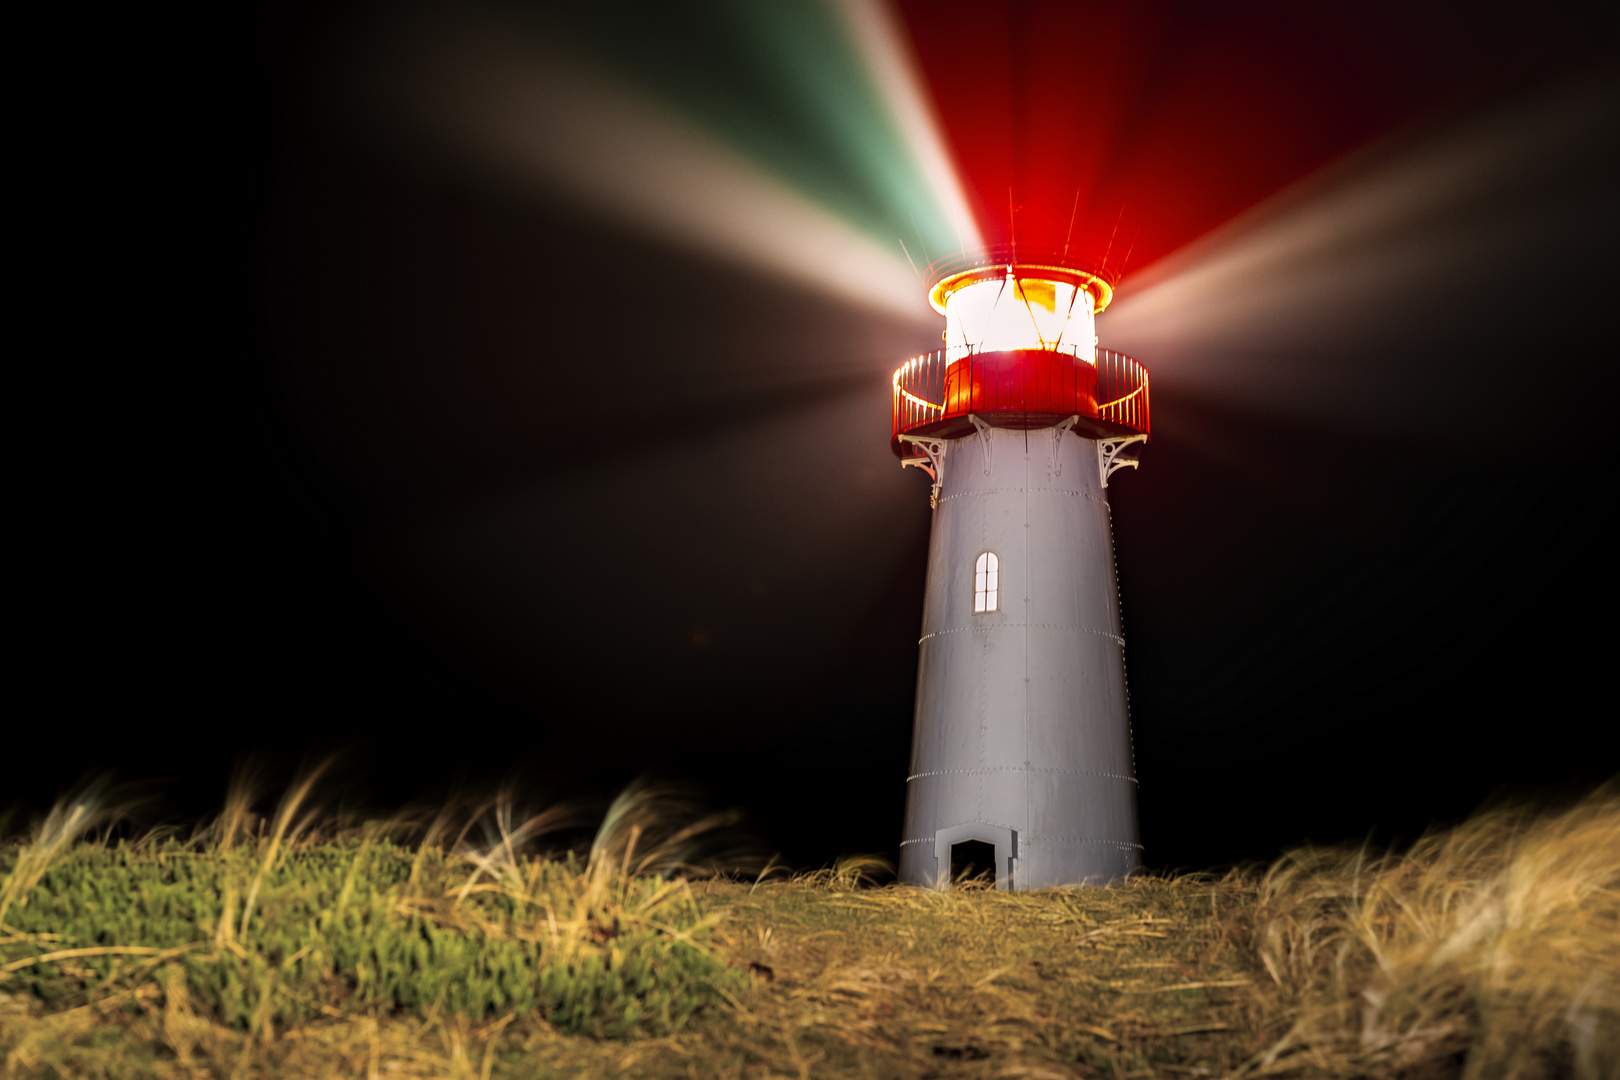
[3,782,1616,1078]
[0,778,747,1075]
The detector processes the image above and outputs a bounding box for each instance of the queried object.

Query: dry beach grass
[2,779,1615,1078]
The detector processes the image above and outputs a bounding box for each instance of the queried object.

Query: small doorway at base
[934,822,1016,890]
[950,839,997,885]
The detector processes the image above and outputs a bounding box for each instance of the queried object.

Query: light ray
[830,0,983,258]
[361,6,930,322]
[1101,74,1618,445]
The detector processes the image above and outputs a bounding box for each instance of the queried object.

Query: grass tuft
[1246,790,1620,1077]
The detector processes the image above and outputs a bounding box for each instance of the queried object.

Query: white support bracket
[1097,433,1148,488]
[969,414,994,475]
[899,435,947,508]
[1049,415,1080,477]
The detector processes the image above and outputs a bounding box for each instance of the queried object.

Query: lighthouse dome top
[924,246,1116,316]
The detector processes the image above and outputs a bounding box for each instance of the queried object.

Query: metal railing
[892,351,950,436]
[1094,349,1151,434]
[891,347,1149,443]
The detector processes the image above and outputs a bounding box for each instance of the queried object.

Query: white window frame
[974,552,999,613]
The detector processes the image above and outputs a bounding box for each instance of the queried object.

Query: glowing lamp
[890,251,1149,890]
[932,265,1110,363]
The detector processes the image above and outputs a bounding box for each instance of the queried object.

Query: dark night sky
[16,2,1618,872]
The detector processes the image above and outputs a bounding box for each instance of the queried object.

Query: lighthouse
[893,248,1150,890]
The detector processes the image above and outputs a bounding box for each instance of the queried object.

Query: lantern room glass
[944,273,1096,364]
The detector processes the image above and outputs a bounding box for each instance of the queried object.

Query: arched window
[974,552,999,613]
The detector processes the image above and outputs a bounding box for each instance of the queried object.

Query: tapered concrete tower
[893,251,1150,889]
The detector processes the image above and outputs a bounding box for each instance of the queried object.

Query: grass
[2,780,1616,1079]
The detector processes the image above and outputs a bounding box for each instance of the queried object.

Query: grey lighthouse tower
[892,250,1150,889]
